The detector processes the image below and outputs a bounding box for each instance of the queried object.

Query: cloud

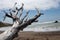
[0,0,60,10]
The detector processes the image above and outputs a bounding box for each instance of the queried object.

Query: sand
[0,31,60,40]
[13,31,60,40]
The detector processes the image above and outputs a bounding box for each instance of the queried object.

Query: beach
[0,31,60,40]
[0,22,60,40]
[13,31,60,40]
[12,22,60,40]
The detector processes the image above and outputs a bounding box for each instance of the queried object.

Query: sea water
[24,22,60,32]
[0,22,60,32]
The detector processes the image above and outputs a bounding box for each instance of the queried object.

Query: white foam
[0,22,60,32]
[23,27,60,32]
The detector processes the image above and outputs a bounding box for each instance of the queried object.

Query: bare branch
[24,17,28,22]
[8,3,24,18]
[35,8,40,13]
[18,3,24,19]
[10,3,24,18]
[18,3,24,11]
[35,8,44,15]
[3,10,13,20]
[14,7,18,16]
[17,13,42,31]
[8,2,17,15]
[19,11,23,19]
[5,13,13,18]
[13,2,17,10]
[3,15,6,21]
[13,3,24,16]
[21,10,29,22]
[9,11,12,16]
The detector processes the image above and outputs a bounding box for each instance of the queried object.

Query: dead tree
[0,3,43,40]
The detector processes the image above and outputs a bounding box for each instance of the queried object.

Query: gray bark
[0,3,43,40]
[0,13,42,40]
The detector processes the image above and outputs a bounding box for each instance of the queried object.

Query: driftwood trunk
[0,13,41,40]
[0,3,43,40]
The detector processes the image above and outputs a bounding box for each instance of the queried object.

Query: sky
[0,0,60,23]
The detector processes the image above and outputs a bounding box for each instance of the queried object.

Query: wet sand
[13,31,60,40]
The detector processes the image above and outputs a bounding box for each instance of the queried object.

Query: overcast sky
[0,0,60,10]
[0,0,60,23]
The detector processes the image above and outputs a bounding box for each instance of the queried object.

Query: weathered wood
[0,3,43,40]
[0,13,42,40]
